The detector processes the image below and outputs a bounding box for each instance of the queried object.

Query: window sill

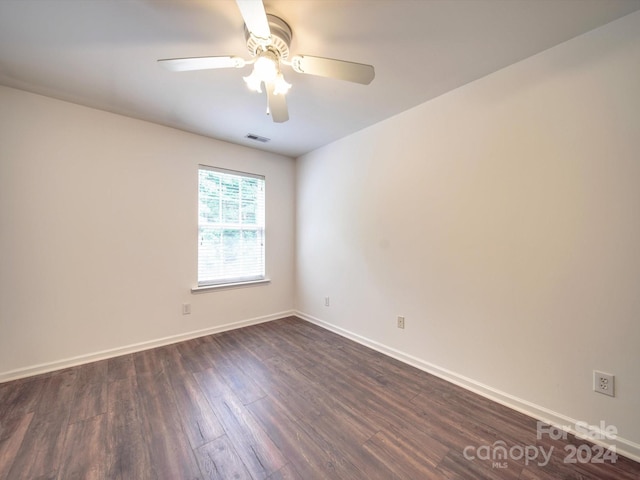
[191,278,271,293]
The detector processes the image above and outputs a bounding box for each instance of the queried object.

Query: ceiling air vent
[245,133,270,143]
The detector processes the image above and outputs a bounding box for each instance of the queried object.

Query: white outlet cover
[594,370,614,397]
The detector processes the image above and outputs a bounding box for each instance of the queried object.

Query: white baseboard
[0,310,295,383]
[295,311,640,464]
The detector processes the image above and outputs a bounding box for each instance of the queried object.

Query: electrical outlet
[594,371,614,397]
[182,303,191,315]
[324,297,330,307]
[397,316,405,329]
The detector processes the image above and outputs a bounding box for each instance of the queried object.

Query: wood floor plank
[209,334,278,394]
[68,361,108,424]
[436,447,522,480]
[6,415,68,479]
[518,467,570,480]
[106,375,139,413]
[198,387,287,479]
[164,355,225,449]
[522,433,639,480]
[106,376,153,480]
[266,463,303,480]
[331,343,423,398]
[277,371,377,445]
[136,371,201,479]
[410,387,535,453]
[35,368,78,422]
[298,352,498,452]
[0,378,43,421]
[247,353,378,448]
[213,339,329,427]
[246,396,360,479]
[294,414,398,480]
[301,340,421,408]
[0,412,33,479]
[107,354,136,383]
[226,327,281,364]
[239,322,314,369]
[295,360,413,428]
[412,383,540,445]
[177,341,216,373]
[194,435,253,480]
[6,369,78,479]
[58,414,108,480]
[362,428,448,480]
[204,336,266,405]
[133,343,181,376]
[254,347,415,479]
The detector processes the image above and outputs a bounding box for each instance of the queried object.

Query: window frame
[195,165,266,290]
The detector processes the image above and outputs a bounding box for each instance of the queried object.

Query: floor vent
[245,133,270,143]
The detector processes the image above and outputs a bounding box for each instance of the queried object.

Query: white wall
[296,12,640,457]
[0,86,295,378]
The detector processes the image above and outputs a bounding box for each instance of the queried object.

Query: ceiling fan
[158,0,375,123]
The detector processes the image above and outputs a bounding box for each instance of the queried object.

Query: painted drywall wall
[0,86,295,378]
[296,11,640,456]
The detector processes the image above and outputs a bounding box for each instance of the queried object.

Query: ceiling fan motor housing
[245,14,292,60]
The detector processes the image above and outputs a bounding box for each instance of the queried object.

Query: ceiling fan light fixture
[243,53,276,93]
[243,51,290,95]
[243,68,264,93]
[273,72,291,96]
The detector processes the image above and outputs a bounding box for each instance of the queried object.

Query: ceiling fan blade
[158,56,246,72]
[290,55,375,85]
[236,0,271,43]
[266,82,289,123]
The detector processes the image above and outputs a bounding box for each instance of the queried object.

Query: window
[197,166,265,287]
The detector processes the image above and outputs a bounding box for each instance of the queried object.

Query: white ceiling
[1,0,639,158]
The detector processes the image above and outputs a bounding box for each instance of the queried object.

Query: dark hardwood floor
[1,316,638,479]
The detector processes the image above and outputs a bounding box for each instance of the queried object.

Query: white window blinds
[198,166,265,286]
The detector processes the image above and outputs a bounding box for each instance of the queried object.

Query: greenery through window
[198,166,265,286]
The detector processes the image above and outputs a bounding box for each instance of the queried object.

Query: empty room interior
[1,1,639,478]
